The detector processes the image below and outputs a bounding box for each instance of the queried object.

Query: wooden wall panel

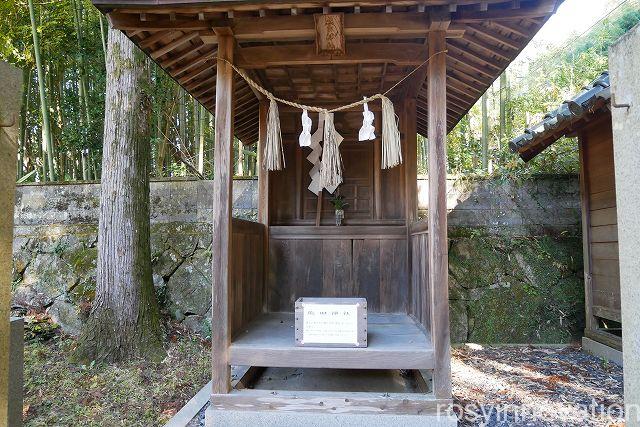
[322,239,355,296]
[591,242,619,260]
[353,239,381,311]
[269,110,407,225]
[409,225,430,331]
[269,137,299,224]
[589,189,616,210]
[267,234,408,313]
[590,225,618,243]
[303,142,374,221]
[380,161,405,220]
[590,207,617,227]
[230,218,265,337]
[267,238,324,312]
[592,258,620,279]
[379,239,408,313]
[582,117,620,323]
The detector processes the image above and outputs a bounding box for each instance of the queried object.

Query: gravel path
[452,345,623,426]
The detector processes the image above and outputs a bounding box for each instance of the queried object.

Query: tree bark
[75,28,164,363]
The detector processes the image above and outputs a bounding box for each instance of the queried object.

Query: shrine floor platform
[230,312,434,370]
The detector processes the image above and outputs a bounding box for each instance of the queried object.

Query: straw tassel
[380,95,403,169]
[319,111,343,190]
[264,97,285,171]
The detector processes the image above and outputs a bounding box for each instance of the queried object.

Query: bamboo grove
[423,2,640,179]
[1,0,639,183]
[1,0,257,183]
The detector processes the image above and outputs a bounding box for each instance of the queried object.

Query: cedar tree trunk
[76,28,164,363]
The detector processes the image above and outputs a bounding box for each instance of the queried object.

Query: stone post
[610,23,640,427]
[0,61,23,427]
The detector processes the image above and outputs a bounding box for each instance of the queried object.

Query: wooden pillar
[211,32,234,395]
[578,135,596,338]
[257,100,269,226]
[427,30,452,399]
[1,61,22,427]
[404,97,418,224]
[257,100,269,313]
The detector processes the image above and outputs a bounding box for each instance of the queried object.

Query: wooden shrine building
[92,0,561,423]
[510,72,623,364]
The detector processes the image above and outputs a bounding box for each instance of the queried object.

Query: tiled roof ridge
[509,71,610,160]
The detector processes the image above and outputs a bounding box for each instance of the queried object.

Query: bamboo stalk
[28,0,55,181]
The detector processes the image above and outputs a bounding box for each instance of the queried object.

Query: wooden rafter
[453,0,557,22]
[109,11,468,39]
[171,50,215,76]
[159,41,206,68]
[150,32,199,59]
[468,23,520,50]
[446,42,505,71]
[98,0,560,142]
[138,30,176,48]
[235,43,431,68]
[461,32,512,61]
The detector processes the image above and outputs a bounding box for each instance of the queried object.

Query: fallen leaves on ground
[452,345,624,426]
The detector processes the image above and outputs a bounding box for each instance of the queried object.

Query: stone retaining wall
[11,175,584,343]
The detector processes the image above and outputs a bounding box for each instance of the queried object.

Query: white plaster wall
[610,23,640,427]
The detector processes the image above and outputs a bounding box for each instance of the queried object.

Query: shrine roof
[94,0,563,144]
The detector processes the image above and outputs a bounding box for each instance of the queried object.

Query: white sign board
[295,297,367,348]
[301,303,359,345]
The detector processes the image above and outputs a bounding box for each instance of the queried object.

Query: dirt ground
[22,316,624,426]
[452,344,624,426]
[191,345,624,427]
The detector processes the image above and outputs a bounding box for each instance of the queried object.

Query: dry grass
[22,321,210,427]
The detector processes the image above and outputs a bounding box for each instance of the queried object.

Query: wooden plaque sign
[295,297,367,348]
[314,13,346,56]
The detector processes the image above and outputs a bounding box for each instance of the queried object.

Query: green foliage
[3,0,638,182]
[329,194,349,210]
[443,3,640,179]
[0,0,240,182]
[23,314,60,341]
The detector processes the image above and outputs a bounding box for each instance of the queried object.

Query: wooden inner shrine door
[94,0,560,418]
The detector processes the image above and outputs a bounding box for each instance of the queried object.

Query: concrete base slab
[165,381,211,427]
[582,336,623,366]
[205,406,458,427]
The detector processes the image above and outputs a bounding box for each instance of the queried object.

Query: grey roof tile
[509,72,611,159]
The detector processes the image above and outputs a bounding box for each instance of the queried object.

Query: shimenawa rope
[213,50,447,173]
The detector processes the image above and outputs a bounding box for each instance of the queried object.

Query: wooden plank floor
[230,312,434,370]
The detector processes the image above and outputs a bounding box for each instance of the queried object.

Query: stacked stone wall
[11,175,583,343]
